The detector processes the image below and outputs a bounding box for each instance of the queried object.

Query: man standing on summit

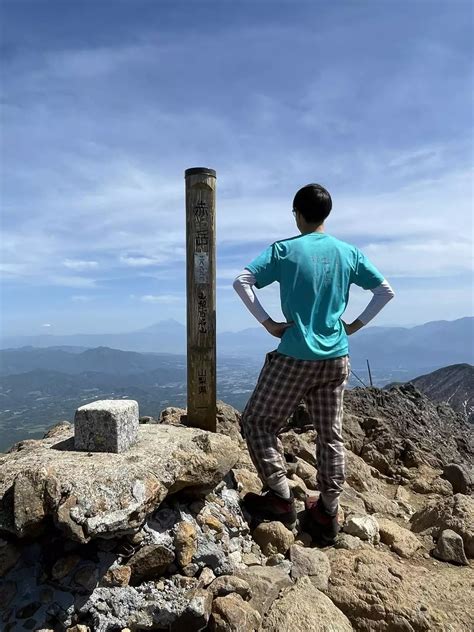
[233,183,394,545]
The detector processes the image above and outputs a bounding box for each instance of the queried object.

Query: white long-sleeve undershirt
[232,268,394,326]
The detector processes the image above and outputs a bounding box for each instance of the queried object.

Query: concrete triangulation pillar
[74,399,139,453]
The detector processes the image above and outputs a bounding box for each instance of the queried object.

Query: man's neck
[301,222,325,235]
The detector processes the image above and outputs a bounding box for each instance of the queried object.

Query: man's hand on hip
[341,319,364,335]
[262,318,295,339]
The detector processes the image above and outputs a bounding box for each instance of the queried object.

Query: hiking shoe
[304,495,340,546]
[243,488,297,529]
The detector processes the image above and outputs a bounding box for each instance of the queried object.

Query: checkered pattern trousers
[241,349,351,514]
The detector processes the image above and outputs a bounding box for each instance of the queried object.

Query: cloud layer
[1,1,472,336]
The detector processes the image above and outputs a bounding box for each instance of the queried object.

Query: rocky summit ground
[0,386,473,632]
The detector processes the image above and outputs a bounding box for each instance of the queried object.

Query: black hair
[293,183,332,224]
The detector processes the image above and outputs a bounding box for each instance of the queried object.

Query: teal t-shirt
[245,233,385,360]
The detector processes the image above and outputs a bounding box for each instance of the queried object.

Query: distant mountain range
[409,363,474,424]
[1,317,473,370]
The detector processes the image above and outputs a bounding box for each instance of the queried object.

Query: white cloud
[71,295,94,302]
[63,259,98,270]
[50,276,98,288]
[41,323,52,327]
[120,254,169,267]
[140,294,183,304]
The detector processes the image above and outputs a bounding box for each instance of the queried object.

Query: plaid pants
[241,349,350,514]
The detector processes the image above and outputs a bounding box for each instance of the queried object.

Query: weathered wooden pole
[185,167,217,431]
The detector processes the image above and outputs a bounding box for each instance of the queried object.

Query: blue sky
[1,0,473,337]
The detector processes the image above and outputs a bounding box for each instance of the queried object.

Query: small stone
[51,554,81,580]
[433,529,469,565]
[242,553,261,566]
[209,575,252,600]
[129,531,145,545]
[101,565,132,587]
[171,588,213,631]
[228,550,242,566]
[128,544,174,584]
[344,514,379,543]
[266,553,285,566]
[193,540,231,575]
[335,534,364,550]
[289,545,331,590]
[252,522,295,556]
[202,514,224,533]
[182,562,200,577]
[175,521,197,568]
[211,593,262,632]
[199,567,216,586]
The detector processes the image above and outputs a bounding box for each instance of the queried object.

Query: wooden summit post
[185,167,217,431]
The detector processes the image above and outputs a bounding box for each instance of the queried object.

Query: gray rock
[235,566,292,616]
[289,545,331,590]
[335,534,364,550]
[411,493,474,557]
[74,399,139,453]
[433,529,469,565]
[344,514,379,543]
[209,575,252,600]
[0,424,238,541]
[262,577,353,631]
[128,544,175,584]
[193,540,232,575]
[199,567,216,586]
[442,463,473,495]
[377,518,422,558]
[170,588,213,631]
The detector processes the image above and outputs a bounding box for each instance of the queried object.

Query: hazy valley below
[1,316,473,453]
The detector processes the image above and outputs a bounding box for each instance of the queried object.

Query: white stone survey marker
[74,399,139,453]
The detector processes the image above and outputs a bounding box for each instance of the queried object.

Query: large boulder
[263,577,353,631]
[410,493,474,557]
[433,529,469,566]
[235,565,292,617]
[441,462,473,495]
[327,548,474,631]
[376,518,422,559]
[0,423,239,542]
